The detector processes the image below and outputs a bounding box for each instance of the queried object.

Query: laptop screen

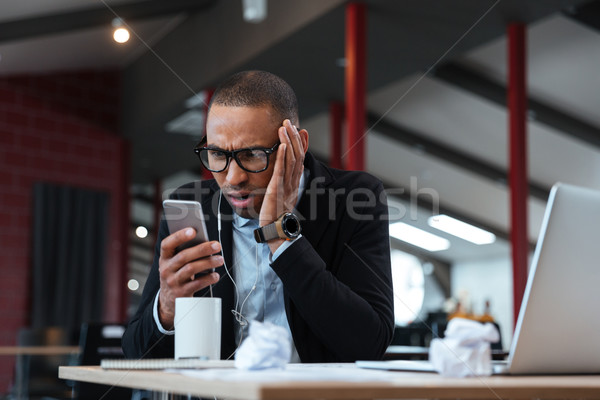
[508,183,600,374]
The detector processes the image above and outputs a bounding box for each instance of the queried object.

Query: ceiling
[2,0,599,265]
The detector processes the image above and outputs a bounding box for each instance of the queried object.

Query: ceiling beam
[433,62,600,149]
[367,112,550,202]
[0,0,217,43]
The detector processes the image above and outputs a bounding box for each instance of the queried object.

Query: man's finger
[273,141,286,180]
[174,241,221,266]
[281,122,304,201]
[285,119,304,157]
[184,255,224,279]
[160,227,196,258]
[180,272,220,294]
[285,130,296,175]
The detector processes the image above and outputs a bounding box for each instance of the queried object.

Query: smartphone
[163,199,209,252]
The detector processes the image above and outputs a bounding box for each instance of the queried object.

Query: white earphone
[217,190,259,348]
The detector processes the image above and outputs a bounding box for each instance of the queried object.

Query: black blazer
[122,152,394,362]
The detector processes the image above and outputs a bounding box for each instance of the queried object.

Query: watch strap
[254,221,279,243]
[261,222,280,241]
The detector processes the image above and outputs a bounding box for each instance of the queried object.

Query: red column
[330,101,344,169]
[345,2,367,171]
[508,23,529,325]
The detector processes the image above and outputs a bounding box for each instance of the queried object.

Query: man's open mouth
[227,192,253,208]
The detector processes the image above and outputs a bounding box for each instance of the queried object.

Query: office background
[1,0,599,392]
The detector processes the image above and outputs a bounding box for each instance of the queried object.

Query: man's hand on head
[157,228,223,329]
[259,119,308,253]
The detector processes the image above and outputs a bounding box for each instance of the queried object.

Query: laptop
[358,183,600,375]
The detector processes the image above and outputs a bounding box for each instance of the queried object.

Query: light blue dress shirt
[231,214,301,362]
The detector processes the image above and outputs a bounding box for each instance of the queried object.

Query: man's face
[205,105,281,219]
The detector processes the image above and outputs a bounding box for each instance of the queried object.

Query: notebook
[101,358,235,370]
[358,183,600,375]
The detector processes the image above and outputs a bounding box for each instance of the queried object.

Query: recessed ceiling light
[389,222,450,252]
[135,226,148,238]
[427,214,496,245]
[112,18,130,43]
[113,28,130,43]
[127,279,140,291]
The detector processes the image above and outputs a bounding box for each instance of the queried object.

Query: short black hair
[209,70,298,124]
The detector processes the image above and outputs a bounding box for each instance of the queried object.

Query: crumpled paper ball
[429,317,500,377]
[234,320,292,370]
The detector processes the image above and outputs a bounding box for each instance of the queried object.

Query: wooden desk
[0,346,80,356]
[59,364,600,399]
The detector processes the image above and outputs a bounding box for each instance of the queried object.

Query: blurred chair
[391,314,503,352]
[13,326,77,400]
[490,322,503,351]
[391,323,432,347]
[75,323,131,400]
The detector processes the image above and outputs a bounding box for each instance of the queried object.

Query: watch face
[282,213,301,238]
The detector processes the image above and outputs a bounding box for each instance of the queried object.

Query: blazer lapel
[296,152,340,250]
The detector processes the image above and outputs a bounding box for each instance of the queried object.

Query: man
[122,70,394,362]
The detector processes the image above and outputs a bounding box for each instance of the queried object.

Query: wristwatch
[254,212,301,243]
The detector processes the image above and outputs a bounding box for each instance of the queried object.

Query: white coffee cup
[174,297,221,360]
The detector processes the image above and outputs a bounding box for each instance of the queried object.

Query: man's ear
[299,129,309,154]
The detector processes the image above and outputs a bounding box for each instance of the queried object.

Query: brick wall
[0,70,128,391]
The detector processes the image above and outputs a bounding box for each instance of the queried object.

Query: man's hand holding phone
[158,199,222,329]
[157,229,222,329]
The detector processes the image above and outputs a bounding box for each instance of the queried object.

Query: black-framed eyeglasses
[194,141,280,173]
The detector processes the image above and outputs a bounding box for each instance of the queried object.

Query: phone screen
[163,200,209,252]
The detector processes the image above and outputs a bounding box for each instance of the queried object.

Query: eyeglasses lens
[236,149,268,171]
[199,149,268,172]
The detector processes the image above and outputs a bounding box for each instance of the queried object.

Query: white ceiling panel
[368,75,509,170]
[368,71,600,194]
[462,14,600,128]
[528,121,600,189]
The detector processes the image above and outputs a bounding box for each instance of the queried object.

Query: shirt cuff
[153,289,175,335]
[269,234,302,263]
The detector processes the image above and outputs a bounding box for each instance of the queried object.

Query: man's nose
[225,159,248,186]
